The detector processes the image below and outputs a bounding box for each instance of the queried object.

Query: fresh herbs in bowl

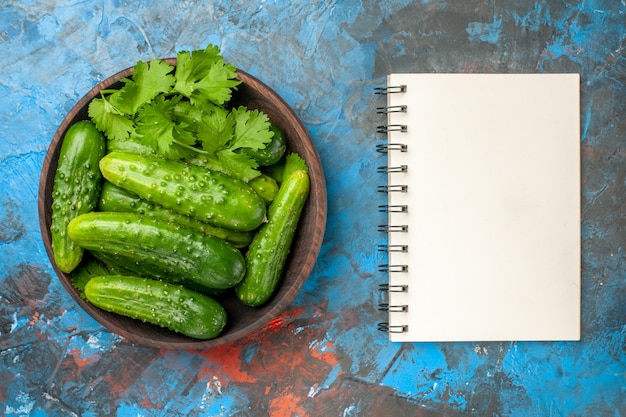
[89,45,281,182]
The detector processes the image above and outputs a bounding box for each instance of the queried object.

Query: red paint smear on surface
[196,343,258,384]
[0,370,11,403]
[268,390,309,417]
[536,48,551,70]
[67,349,99,368]
[191,304,342,414]
[262,306,306,335]
[309,339,339,367]
[193,306,309,384]
[28,311,40,326]
[267,315,287,331]
[141,395,163,410]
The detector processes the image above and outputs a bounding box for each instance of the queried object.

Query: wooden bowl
[38,58,326,349]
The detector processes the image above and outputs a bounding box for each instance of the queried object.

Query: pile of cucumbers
[50,119,310,340]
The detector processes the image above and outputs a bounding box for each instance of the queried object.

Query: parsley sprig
[88,45,274,181]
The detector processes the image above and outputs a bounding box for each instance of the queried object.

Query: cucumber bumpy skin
[247,174,279,204]
[97,181,253,248]
[235,169,310,307]
[67,211,246,291]
[84,275,227,339]
[99,151,266,232]
[242,124,287,167]
[50,120,106,273]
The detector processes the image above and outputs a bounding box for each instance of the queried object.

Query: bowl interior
[38,59,326,349]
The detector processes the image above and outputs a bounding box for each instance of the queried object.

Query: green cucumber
[67,211,246,291]
[99,151,266,232]
[106,136,153,155]
[186,154,279,202]
[247,174,279,204]
[89,251,142,276]
[235,169,310,306]
[84,275,227,339]
[106,135,193,160]
[50,120,106,273]
[89,250,228,297]
[242,124,287,166]
[97,181,253,248]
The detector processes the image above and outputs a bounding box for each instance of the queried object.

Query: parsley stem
[173,140,209,154]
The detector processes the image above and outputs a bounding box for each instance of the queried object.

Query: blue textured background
[1,1,624,416]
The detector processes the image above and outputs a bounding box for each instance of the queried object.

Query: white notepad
[379,73,581,342]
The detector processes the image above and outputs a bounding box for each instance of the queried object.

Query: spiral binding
[378,283,408,292]
[377,184,408,193]
[374,85,407,94]
[377,83,410,335]
[376,143,407,154]
[376,105,407,114]
[377,323,409,333]
[377,124,407,134]
[378,205,408,213]
[378,264,408,273]
[377,225,408,233]
[378,303,408,312]
[377,165,407,174]
[378,245,408,253]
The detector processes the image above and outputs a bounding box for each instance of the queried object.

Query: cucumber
[89,251,141,276]
[67,211,246,291]
[235,169,310,306]
[50,120,106,273]
[186,155,279,202]
[90,250,228,297]
[99,151,266,232]
[98,181,253,248]
[106,136,153,155]
[106,135,193,160]
[84,275,227,339]
[247,174,279,204]
[242,124,287,166]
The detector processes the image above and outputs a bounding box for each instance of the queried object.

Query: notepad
[377,73,581,342]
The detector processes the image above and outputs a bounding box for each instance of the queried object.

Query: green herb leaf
[282,152,309,182]
[116,59,175,115]
[230,106,274,150]
[196,106,235,154]
[135,95,179,156]
[71,259,114,296]
[174,45,241,105]
[88,95,135,141]
[193,106,273,181]
[216,149,260,182]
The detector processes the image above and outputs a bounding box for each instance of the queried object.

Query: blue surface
[1,1,624,416]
